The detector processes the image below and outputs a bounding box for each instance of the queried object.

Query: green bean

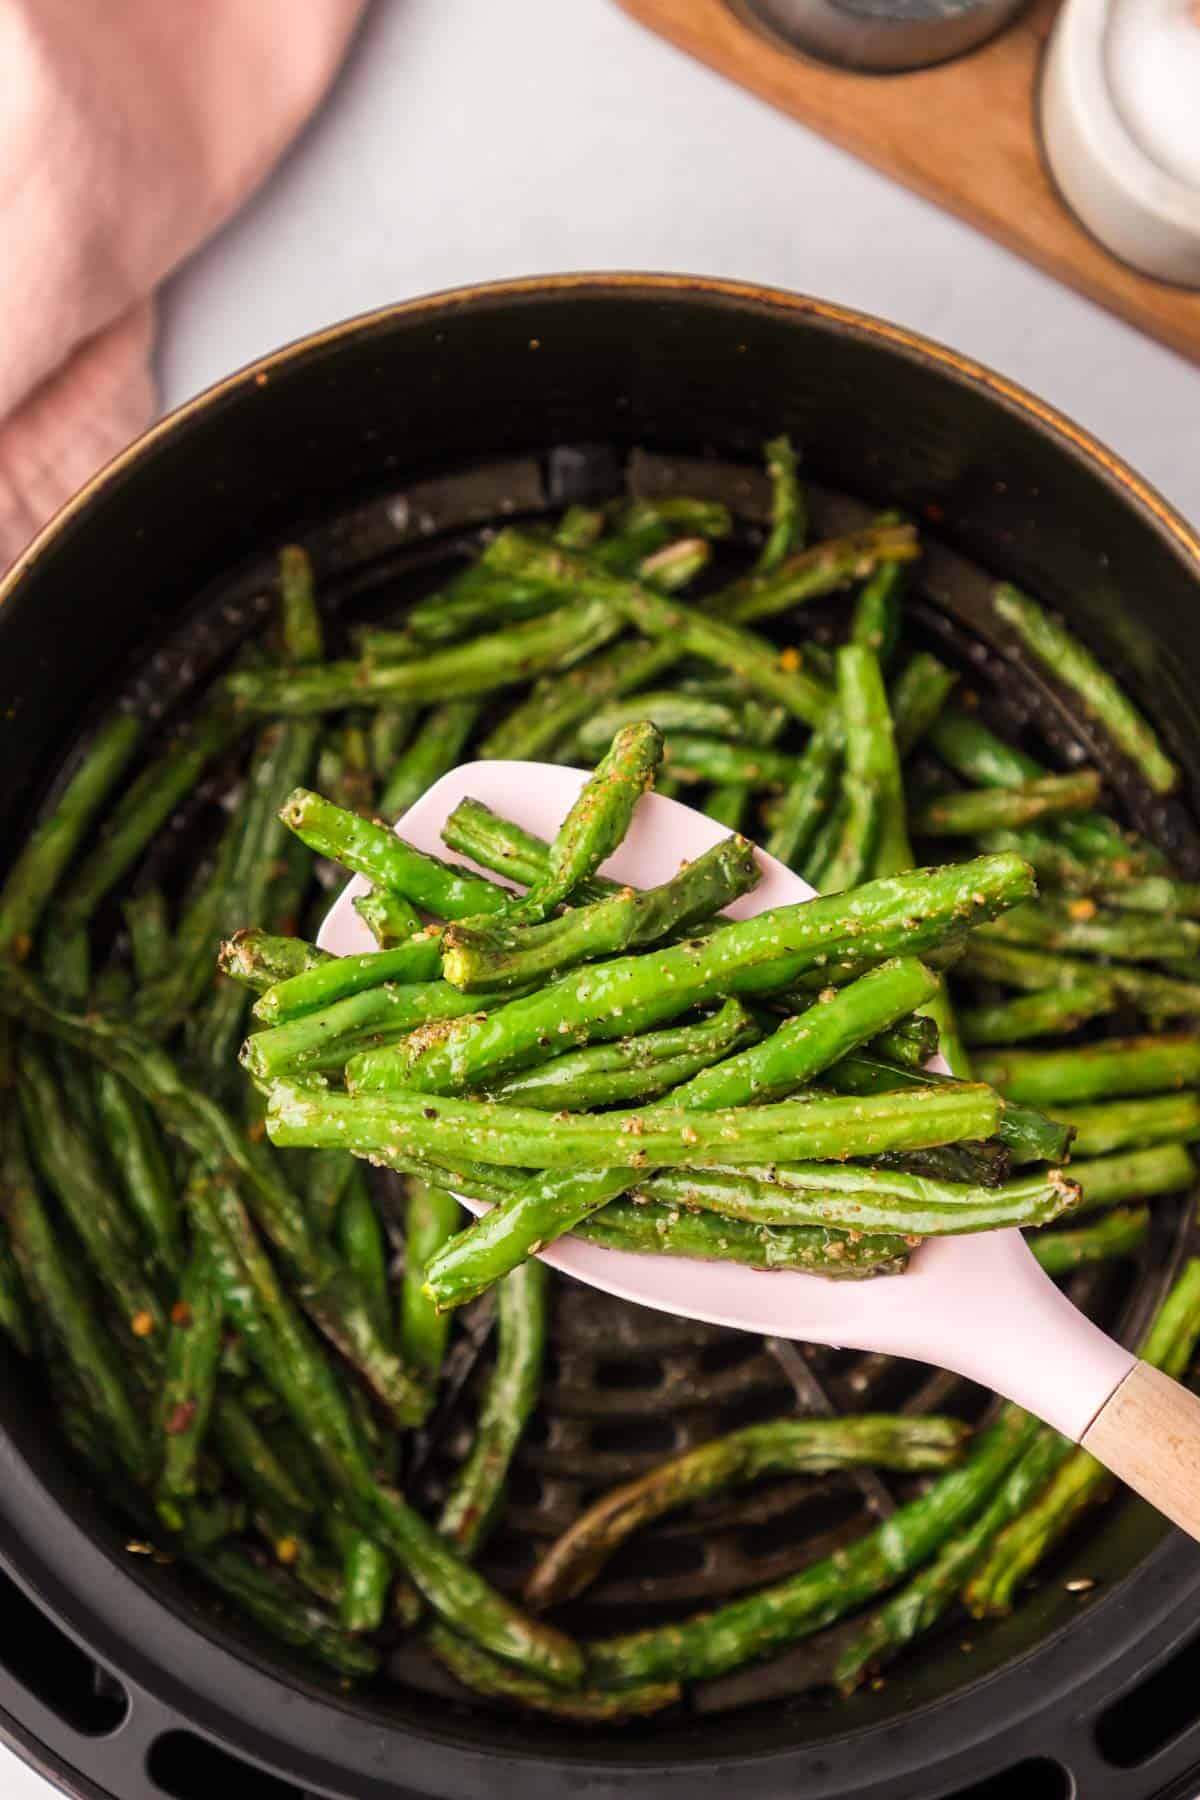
[135,819,241,1029]
[157,1231,224,1527]
[370,703,420,780]
[316,721,376,817]
[527,1414,967,1610]
[219,928,332,996]
[824,644,897,891]
[2,1112,151,1481]
[302,1147,356,1238]
[974,1035,1200,1105]
[252,935,442,1025]
[890,653,958,758]
[272,1080,1002,1173]
[868,1014,938,1069]
[57,692,244,932]
[352,889,423,948]
[278,545,323,664]
[912,772,1102,837]
[576,693,746,754]
[764,718,840,871]
[441,834,759,993]
[0,712,143,957]
[756,435,806,571]
[685,960,938,1108]
[355,854,1036,1097]
[0,1218,33,1356]
[585,1409,1032,1687]
[514,721,663,922]
[485,1000,760,1110]
[851,560,904,665]
[481,637,679,763]
[195,1545,378,1676]
[578,1198,909,1274]
[1030,1205,1149,1275]
[187,1166,582,1685]
[399,498,726,652]
[243,977,517,1081]
[926,708,1151,869]
[281,788,508,920]
[1055,1094,1200,1157]
[958,982,1116,1045]
[210,1393,314,1518]
[443,797,616,902]
[0,967,429,1426]
[229,602,619,717]
[980,898,1200,964]
[481,532,833,729]
[440,1259,547,1556]
[992,583,1176,793]
[636,1164,1076,1237]
[722,521,920,625]
[336,1168,391,1340]
[427,1624,678,1721]
[663,736,802,788]
[1069,1143,1194,1215]
[380,700,484,820]
[123,888,171,985]
[333,1520,392,1634]
[834,1408,1063,1692]
[194,700,324,1087]
[94,1070,185,1276]
[819,1053,1071,1165]
[17,1039,164,1338]
[400,1179,462,1379]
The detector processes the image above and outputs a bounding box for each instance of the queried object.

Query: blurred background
[157,2,1199,522]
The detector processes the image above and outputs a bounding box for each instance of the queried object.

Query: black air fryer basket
[2,276,1200,1800]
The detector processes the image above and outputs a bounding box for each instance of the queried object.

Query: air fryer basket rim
[5,271,1200,607]
[3,273,1200,1800]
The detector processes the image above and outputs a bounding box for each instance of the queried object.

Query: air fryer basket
[2,276,1200,1800]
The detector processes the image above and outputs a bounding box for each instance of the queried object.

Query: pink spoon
[320,762,1200,1539]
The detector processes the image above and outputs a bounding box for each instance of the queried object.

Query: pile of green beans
[0,443,1196,1720]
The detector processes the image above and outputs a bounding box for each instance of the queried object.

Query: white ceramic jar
[1041,0,1200,287]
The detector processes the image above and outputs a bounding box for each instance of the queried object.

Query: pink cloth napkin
[0,0,363,571]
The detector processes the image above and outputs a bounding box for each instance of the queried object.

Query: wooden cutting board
[613,0,1200,364]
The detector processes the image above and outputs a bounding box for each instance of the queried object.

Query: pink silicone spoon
[320,762,1200,1539]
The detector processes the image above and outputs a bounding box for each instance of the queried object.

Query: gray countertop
[5,3,1197,1796]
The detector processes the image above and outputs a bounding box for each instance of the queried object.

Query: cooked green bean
[282,788,508,919]
[513,721,663,922]
[974,1035,1200,1105]
[400,1179,462,1379]
[527,1414,967,1610]
[585,1409,1033,1686]
[157,1228,224,1527]
[440,1259,547,1556]
[485,1001,759,1110]
[578,1199,908,1275]
[992,583,1176,794]
[380,700,484,820]
[442,833,758,993]
[0,713,143,957]
[230,602,619,717]
[890,653,958,758]
[1069,1143,1194,1215]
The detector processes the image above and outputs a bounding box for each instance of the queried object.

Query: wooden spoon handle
[1082,1361,1200,1539]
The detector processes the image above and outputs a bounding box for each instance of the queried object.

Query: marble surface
[6,2,1200,1795]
